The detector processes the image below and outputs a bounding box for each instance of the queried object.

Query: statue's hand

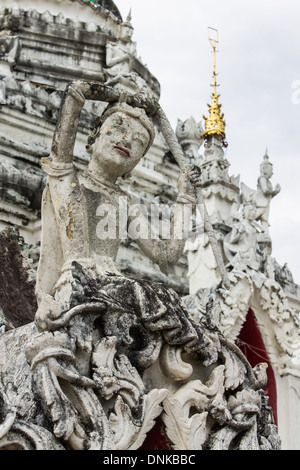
[177,165,201,204]
[129,92,159,116]
[35,294,62,331]
[67,80,91,106]
[274,183,281,195]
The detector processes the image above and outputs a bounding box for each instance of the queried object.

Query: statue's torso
[47,168,128,273]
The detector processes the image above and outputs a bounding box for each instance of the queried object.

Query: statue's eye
[114,124,126,134]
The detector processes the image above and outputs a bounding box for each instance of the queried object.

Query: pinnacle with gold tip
[202,28,227,147]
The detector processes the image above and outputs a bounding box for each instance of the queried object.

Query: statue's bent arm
[48,81,121,166]
[106,43,131,68]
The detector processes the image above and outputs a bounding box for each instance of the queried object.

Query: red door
[236,309,278,425]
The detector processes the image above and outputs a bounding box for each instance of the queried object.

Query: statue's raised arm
[48,81,119,166]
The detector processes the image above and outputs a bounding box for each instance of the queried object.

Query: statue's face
[262,164,273,178]
[91,112,150,179]
[244,204,257,222]
[120,26,133,43]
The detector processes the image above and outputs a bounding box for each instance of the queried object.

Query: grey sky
[117,0,300,283]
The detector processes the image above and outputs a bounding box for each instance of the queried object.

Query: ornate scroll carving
[0,262,280,450]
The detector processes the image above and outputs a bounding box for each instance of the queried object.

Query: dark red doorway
[138,417,170,450]
[236,309,277,425]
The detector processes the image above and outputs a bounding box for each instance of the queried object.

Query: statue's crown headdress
[122,10,133,29]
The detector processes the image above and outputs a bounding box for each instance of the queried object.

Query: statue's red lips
[114,145,130,158]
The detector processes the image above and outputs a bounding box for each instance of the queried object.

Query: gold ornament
[202,28,226,142]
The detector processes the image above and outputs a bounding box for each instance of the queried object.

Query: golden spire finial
[202,27,227,145]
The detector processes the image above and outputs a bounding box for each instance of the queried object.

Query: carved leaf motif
[222,346,247,390]
[209,426,239,450]
[0,386,16,440]
[33,362,79,441]
[159,344,193,381]
[109,388,168,450]
[0,421,64,450]
[128,388,169,450]
[163,398,208,450]
[209,415,261,450]
[162,366,225,450]
[92,336,119,400]
[238,423,260,450]
[113,355,145,408]
[109,396,137,449]
[65,384,114,450]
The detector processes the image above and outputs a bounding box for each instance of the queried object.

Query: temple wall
[275,372,300,450]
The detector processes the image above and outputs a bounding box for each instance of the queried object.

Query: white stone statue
[175,116,204,165]
[105,14,135,77]
[241,153,280,234]
[36,80,199,329]
[223,201,260,272]
[255,153,281,232]
[105,11,147,93]
[0,81,280,451]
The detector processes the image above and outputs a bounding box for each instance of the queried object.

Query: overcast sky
[116,0,300,284]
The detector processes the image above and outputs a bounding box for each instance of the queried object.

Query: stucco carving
[0,260,280,450]
[182,135,300,380]
[0,34,20,73]
[105,12,136,85]
[185,260,300,379]
[105,12,156,97]
[0,82,280,450]
[241,153,280,234]
[175,117,204,166]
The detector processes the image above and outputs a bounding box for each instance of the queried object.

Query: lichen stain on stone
[54,197,62,208]
[66,203,74,239]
